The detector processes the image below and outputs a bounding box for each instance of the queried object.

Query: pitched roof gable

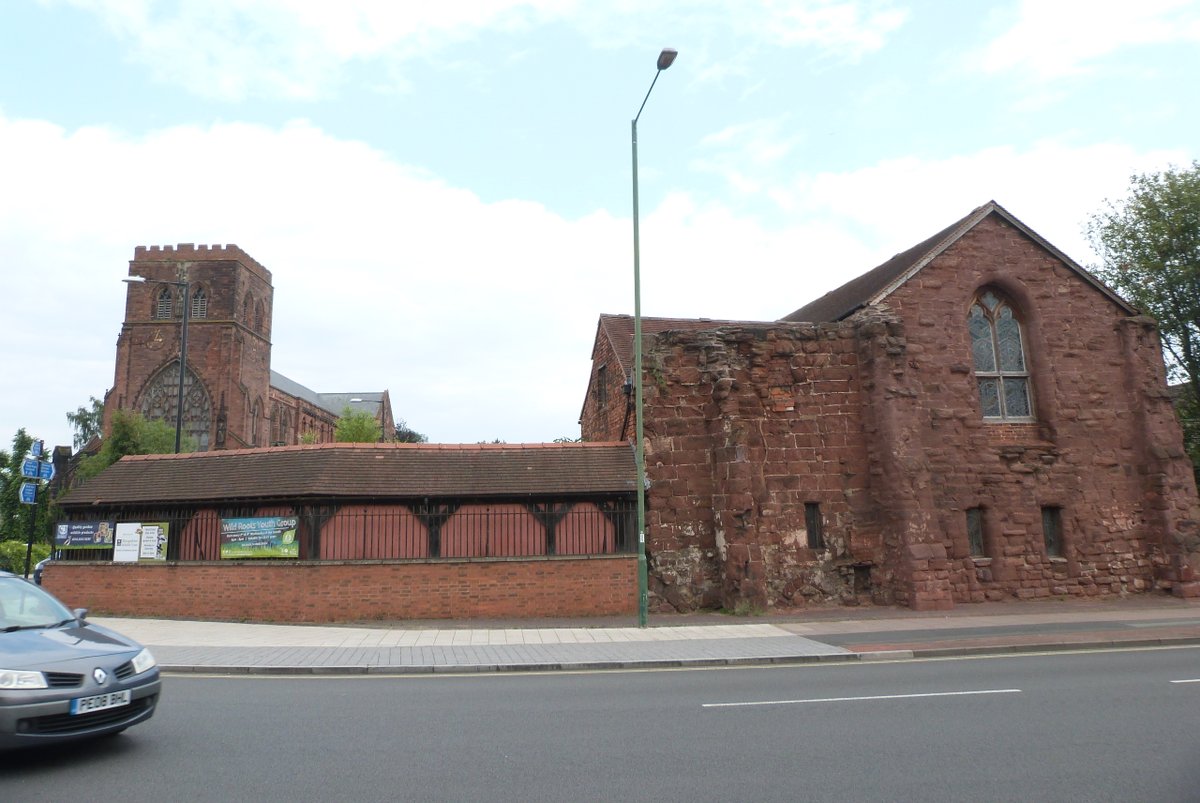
[58,442,637,507]
[781,201,1135,322]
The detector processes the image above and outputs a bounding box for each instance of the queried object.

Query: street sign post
[31,439,43,458]
[21,457,40,479]
[38,461,54,481]
[19,482,37,505]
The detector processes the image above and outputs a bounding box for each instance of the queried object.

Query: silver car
[0,571,161,749]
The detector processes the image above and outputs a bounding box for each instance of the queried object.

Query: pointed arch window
[969,289,1033,420]
[243,295,253,325]
[254,300,264,334]
[155,287,173,319]
[190,287,208,319]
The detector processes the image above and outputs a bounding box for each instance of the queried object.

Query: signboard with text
[55,521,116,550]
[114,523,142,563]
[219,516,299,559]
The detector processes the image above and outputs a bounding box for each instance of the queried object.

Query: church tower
[105,244,274,451]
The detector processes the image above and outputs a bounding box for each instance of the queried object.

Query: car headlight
[0,669,48,689]
[130,648,157,675]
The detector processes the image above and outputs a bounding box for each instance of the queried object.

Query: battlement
[131,243,271,282]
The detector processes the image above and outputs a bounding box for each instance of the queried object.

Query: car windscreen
[0,577,75,630]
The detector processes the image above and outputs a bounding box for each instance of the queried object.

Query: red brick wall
[42,556,637,622]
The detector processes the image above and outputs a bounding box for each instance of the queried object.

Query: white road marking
[1169,678,1200,684]
[703,688,1022,708]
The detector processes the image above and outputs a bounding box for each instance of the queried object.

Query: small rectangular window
[596,365,608,410]
[1042,506,1063,558]
[966,507,986,557]
[805,503,824,550]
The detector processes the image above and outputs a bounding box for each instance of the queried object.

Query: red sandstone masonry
[42,556,637,623]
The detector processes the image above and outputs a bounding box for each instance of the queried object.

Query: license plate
[70,690,131,715]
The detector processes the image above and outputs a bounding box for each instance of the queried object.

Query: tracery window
[138,361,212,451]
[968,289,1033,420]
[155,288,173,319]
[190,287,208,319]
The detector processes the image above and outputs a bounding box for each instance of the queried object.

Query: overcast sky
[1,0,1197,450]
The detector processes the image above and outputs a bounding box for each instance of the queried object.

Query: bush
[0,539,51,575]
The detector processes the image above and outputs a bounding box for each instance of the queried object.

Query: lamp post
[125,265,191,453]
[632,47,677,627]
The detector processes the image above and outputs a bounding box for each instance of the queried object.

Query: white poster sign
[113,523,142,563]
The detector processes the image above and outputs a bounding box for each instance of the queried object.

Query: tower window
[155,287,173,319]
[190,288,208,319]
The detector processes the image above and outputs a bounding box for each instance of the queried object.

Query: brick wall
[41,556,637,622]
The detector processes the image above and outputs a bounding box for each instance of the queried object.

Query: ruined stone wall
[641,323,876,612]
[628,214,1199,611]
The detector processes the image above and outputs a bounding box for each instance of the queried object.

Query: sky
[1,0,1197,450]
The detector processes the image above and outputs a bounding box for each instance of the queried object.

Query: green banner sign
[220,516,299,559]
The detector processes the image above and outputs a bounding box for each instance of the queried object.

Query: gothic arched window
[243,295,253,325]
[155,287,173,319]
[254,300,265,334]
[191,287,208,319]
[968,288,1033,420]
[138,361,212,451]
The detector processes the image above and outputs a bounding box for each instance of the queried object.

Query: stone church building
[581,201,1200,611]
[104,244,395,451]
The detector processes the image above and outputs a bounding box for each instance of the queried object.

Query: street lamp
[632,47,677,627]
[125,265,191,453]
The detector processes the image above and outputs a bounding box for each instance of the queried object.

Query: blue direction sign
[21,458,54,481]
[19,482,37,505]
[31,440,43,458]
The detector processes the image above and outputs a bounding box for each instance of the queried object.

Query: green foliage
[299,430,319,445]
[393,419,427,444]
[554,436,582,443]
[0,540,51,575]
[75,409,192,480]
[66,396,105,450]
[0,429,53,544]
[335,407,382,443]
[1088,161,1200,467]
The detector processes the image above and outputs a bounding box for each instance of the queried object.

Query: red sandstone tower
[105,244,274,451]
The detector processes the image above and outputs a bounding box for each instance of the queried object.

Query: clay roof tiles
[58,442,637,508]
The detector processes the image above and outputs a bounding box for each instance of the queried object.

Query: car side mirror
[73,608,89,620]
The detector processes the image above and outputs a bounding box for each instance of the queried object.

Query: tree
[1088,161,1200,464]
[75,409,191,480]
[335,407,382,443]
[66,396,105,450]
[394,419,427,444]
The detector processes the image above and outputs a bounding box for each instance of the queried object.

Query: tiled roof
[58,443,638,508]
[597,314,769,375]
[781,201,1136,322]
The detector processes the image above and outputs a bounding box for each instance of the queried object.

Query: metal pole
[632,114,648,627]
[22,488,38,579]
[174,274,190,454]
[631,50,674,627]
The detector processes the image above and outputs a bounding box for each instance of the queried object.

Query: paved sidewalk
[91,596,1200,675]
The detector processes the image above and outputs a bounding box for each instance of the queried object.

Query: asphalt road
[2,647,1199,802]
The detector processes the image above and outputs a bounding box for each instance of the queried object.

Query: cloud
[976,0,1200,79]
[57,0,911,100]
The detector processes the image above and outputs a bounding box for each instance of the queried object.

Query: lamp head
[657,48,677,71]
[123,275,147,284]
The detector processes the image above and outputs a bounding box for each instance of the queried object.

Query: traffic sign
[38,461,55,481]
[21,458,40,479]
[19,482,37,505]
[30,440,43,458]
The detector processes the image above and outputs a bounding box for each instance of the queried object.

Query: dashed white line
[1169,678,1200,684]
[702,688,1023,708]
